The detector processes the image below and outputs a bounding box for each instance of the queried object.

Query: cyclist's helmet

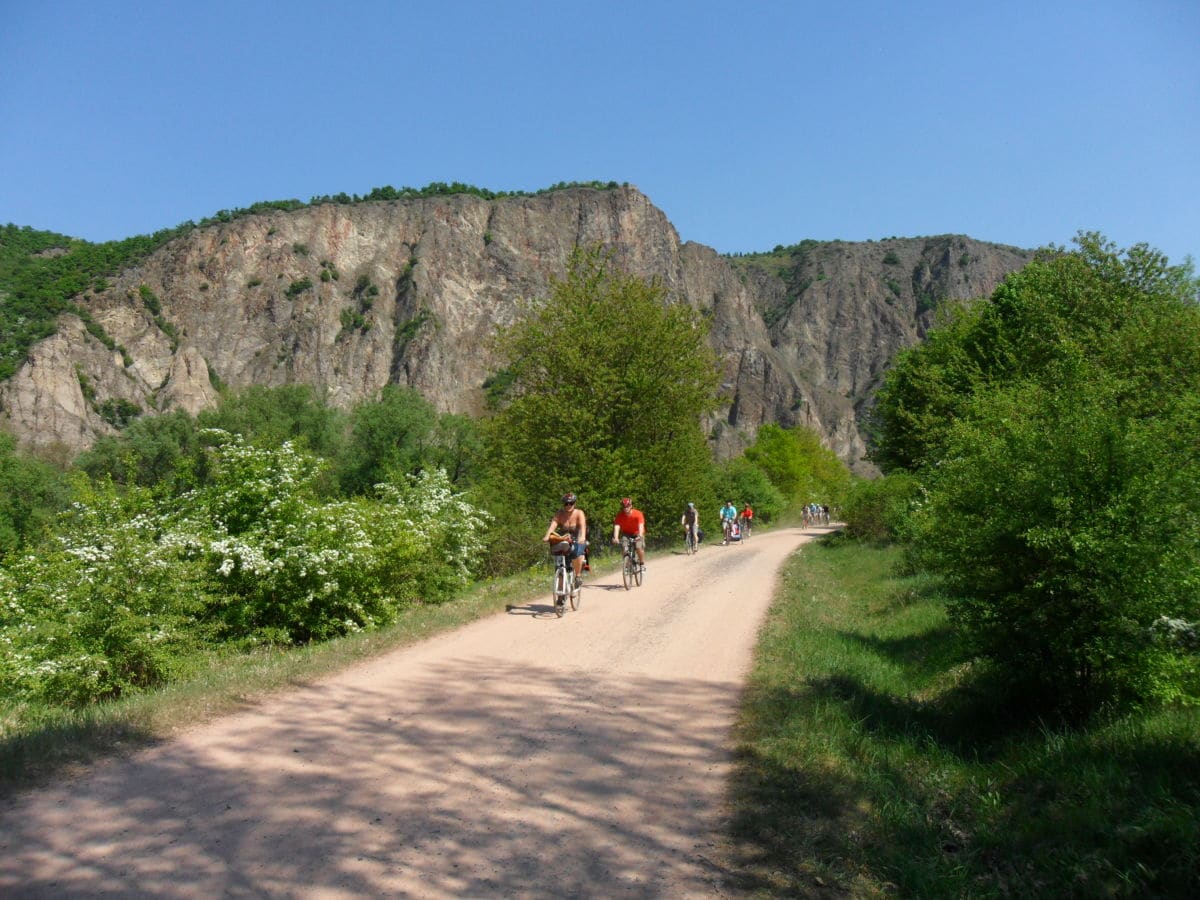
[562,492,577,505]
[621,497,632,508]
[687,501,695,508]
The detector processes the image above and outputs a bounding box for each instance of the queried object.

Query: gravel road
[1,525,827,898]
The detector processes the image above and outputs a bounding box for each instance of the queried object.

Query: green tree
[0,432,70,555]
[336,385,439,495]
[197,384,346,460]
[74,408,203,491]
[713,457,784,523]
[483,246,720,559]
[894,235,1200,710]
[870,232,1200,473]
[841,472,920,542]
[743,423,850,509]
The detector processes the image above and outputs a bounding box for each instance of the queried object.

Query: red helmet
[621,497,632,507]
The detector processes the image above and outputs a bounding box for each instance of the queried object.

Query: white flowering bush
[1,434,493,706]
[0,477,210,705]
[178,435,491,642]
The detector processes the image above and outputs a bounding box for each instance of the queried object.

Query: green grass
[724,534,1200,898]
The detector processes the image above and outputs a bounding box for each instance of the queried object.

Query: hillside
[0,186,1032,471]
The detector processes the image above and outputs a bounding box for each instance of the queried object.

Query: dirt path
[1,525,829,898]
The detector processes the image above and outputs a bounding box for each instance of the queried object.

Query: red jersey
[613,508,645,536]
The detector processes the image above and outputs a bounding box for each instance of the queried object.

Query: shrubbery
[871,234,1200,711]
[0,434,489,706]
[841,472,919,542]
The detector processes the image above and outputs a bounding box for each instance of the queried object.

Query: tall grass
[726,534,1200,897]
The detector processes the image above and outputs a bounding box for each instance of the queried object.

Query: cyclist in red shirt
[611,497,646,571]
[740,503,754,538]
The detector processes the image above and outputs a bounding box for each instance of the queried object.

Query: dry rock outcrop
[0,186,1032,472]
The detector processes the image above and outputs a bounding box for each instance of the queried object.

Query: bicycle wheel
[622,555,632,590]
[553,565,568,617]
[634,558,644,587]
[570,574,582,611]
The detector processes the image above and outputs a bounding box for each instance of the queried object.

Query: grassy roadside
[723,533,1200,897]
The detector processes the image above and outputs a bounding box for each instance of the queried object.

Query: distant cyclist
[544,492,587,585]
[719,500,737,544]
[611,497,646,571]
[681,501,700,549]
[739,503,754,538]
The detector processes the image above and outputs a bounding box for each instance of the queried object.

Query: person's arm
[638,513,645,538]
[612,522,620,543]
[544,518,560,542]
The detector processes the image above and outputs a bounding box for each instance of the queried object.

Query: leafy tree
[841,472,920,542]
[866,301,991,473]
[870,232,1200,473]
[743,423,850,509]
[197,384,346,461]
[483,246,720,558]
[713,457,784,523]
[74,408,203,491]
[336,385,439,495]
[0,432,70,555]
[893,235,1200,710]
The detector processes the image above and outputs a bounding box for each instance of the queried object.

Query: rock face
[0,186,1031,472]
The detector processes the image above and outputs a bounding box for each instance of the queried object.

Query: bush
[0,477,210,705]
[0,437,491,706]
[713,457,783,522]
[910,368,1200,710]
[841,473,920,542]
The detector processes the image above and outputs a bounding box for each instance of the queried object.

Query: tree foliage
[713,457,785,523]
[483,246,720,554]
[0,432,70,556]
[0,435,490,705]
[197,383,347,461]
[879,233,1200,710]
[743,423,851,509]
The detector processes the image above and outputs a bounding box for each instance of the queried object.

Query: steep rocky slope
[0,186,1031,471]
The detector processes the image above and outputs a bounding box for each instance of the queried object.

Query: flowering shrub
[0,434,492,706]
[0,478,210,705]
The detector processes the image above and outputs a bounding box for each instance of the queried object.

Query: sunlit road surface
[1,526,834,898]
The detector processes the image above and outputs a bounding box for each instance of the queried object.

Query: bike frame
[620,534,643,590]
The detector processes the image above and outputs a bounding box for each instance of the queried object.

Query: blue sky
[2,1,1196,264]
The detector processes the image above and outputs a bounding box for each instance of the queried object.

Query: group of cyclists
[801,502,831,527]
[545,493,757,579]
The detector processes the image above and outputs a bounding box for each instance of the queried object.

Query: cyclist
[681,501,700,549]
[544,492,587,585]
[719,500,738,544]
[611,497,646,571]
[739,502,754,537]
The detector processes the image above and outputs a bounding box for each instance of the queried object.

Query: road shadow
[1,660,754,897]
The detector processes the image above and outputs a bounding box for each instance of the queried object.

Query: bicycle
[739,517,752,541]
[721,517,735,545]
[683,523,698,555]
[549,538,582,617]
[619,534,644,590]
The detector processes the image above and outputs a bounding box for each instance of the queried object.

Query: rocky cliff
[0,186,1032,472]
